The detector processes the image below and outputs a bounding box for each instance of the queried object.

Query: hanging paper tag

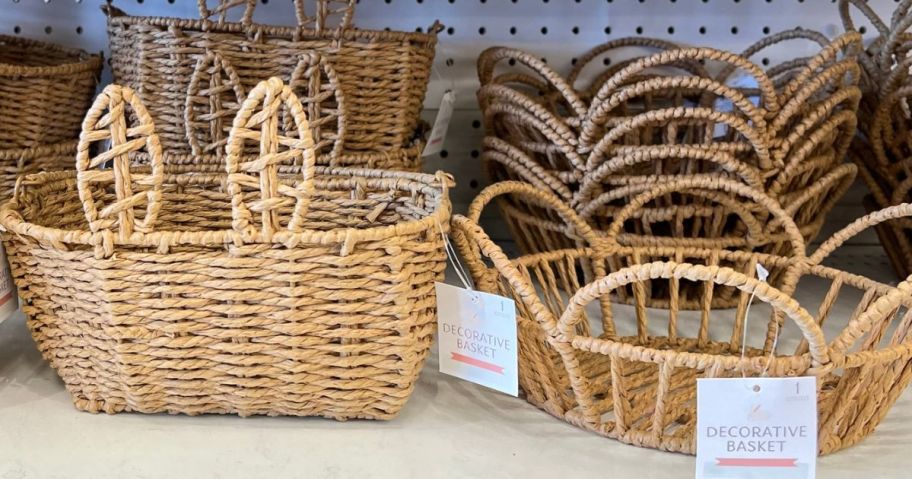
[0,243,18,324]
[435,282,518,396]
[696,377,817,479]
[755,263,770,282]
[422,90,456,157]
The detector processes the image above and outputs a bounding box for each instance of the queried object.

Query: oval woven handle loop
[288,52,347,165]
[185,50,247,158]
[601,176,806,256]
[556,262,830,366]
[76,84,164,240]
[575,146,765,207]
[226,77,317,240]
[477,47,587,118]
[295,0,355,31]
[198,0,256,25]
[810,203,912,265]
[840,0,891,41]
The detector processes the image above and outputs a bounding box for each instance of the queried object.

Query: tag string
[436,218,475,293]
[740,264,779,381]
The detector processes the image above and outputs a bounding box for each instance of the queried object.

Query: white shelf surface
[0,245,910,478]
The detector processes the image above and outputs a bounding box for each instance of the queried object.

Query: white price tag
[696,377,817,479]
[435,282,518,396]
[422,90,456,157]
[0,243,18,324]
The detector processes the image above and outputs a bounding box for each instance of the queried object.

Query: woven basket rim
[0,140,78,159]
[0,166,452,249]
[0,34,102,77]
[106,7,440,46]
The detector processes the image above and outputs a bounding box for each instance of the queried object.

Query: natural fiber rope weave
[0,34,101,198]
[0,78,451,419]
[105,0,437,170]
[840,0,912,278]
[453,181,912,455]
[476,32,861,307]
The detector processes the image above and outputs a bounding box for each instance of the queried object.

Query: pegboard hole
[13,26,21,35]
[699,26,706,34]
[762,57,770,66]
[44,26,52,35]
[603,57,611,66]
[604,26,612,35]
[508,58,517,66]
[472,120,481,129]
[541,27,548,35]
[478,27,486,35]
[469,179,479,189]
[445,58,454,67]
[470,150,480,159]
[636,26,643,35]
[763,26,771,34]
[447,27,455,35]
[76,26,83,35]
[440,150,449,159]
[510,26,517,35]
[572,26,580,35]
[667,26,674,35]
[859,26,867,34]
[731,26,739,35]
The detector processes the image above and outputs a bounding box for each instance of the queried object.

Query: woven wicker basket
[0,78,450,419]
[840,0,912,277]
[476,32,861,306]
[105,0,438,169]
[453,180,912,455]
[0,35,101,199]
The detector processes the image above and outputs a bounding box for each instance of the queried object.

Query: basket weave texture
[0,78,450,419]
[476,32,861,308]
[0,35,101,197]
[105,0,437,170]
[840,0,912,278]
[453,181,912,455]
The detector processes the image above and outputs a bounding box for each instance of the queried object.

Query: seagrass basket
[0,78,450,419]
[840,0,912,277]
[452,180,912,455]
[105,0,438,170]
[0,35,101,199]
[476,31,861,307]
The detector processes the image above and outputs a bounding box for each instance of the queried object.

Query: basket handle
[477,47,587,119]
[567,37,707,89]
[466,181,601,247]
[76,85,164,242]
[482,136,575,203]
[830,277,912,354]
[197,0,354,30]
[809,203,912,265]
[600,176,807,257]
[556,262,830,366]
[225,77,317,240]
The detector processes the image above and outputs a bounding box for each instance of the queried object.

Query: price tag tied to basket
[434,220,518,396]
[695,263,818,479]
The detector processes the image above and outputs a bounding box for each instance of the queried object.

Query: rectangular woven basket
[0,78,451,419]
[105,0,438,169]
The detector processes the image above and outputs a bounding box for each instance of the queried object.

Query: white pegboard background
[2,0,903,242]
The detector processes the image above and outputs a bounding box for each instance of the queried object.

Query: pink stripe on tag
[451,353,504,374]
[716,458,797,467]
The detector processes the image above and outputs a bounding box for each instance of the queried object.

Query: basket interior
[0,35,91,68]
[16,166,443,241]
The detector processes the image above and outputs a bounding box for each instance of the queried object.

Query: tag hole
[753,385,761,392]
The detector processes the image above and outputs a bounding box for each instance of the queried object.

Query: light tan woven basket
[452,180,912,455]
[840,0,912,277]
[0,35,101,198]
[0,34,102,150]
[476,32,861,308]
[105,0,437,170]
[0,78,450,419]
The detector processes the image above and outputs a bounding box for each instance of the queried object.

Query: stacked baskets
[840,0,912,278]
[0,34,102,197]
[0,78,450,419]
[453,180,912,455]
[104,0,439,171]
[477,30,862,307]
